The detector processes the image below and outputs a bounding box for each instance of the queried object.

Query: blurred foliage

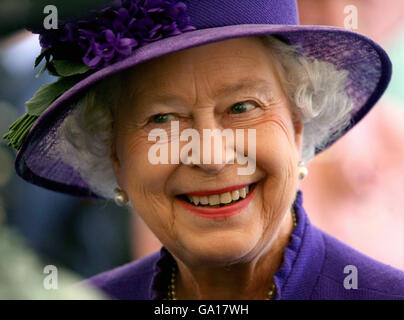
[0,34,132,280]
[0,102,17,191]
[0,226,106,299]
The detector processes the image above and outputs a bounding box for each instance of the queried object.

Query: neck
[173,210,295,300]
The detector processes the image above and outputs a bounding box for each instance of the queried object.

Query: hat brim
[15,24,392,198]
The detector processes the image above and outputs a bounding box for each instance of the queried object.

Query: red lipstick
[177,183,257,219]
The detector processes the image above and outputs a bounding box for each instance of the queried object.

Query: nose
[185,111,236,175]
[193,152,230,174]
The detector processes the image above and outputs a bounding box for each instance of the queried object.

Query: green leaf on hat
[3,75,85,150]
[51,60,91,77]
[34,48,50,68]
[34,48,52,78]
[25,76,79,116]
[2,114,38,150]
[35,62,48,79]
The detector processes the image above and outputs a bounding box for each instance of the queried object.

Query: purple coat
[84,191,404,299]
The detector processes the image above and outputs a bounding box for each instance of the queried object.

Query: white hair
[56,35,354,199]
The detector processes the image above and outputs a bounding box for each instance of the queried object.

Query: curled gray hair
[57,36,354,199]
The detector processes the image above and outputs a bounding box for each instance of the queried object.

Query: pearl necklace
[167,209,297,300]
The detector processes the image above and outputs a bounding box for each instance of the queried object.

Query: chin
[176,229,264,266]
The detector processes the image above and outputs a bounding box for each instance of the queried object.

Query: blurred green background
[0,1,132,298]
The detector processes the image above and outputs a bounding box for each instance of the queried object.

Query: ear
[292,116,304,159]
[110,140,123,188]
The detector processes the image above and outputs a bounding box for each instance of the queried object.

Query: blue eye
[230,101,257,114]
[152,113,174,123]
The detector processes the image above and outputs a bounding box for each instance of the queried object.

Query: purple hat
[4,0,392,198]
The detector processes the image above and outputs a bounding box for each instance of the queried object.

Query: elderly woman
[4,0,404,299]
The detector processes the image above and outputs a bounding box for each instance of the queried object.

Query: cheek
[255,113,298,175]
[116,130,180,241]
[253,114,299,222]
[116,128,178,200]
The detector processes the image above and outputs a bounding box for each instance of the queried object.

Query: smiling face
[111,36,303,267]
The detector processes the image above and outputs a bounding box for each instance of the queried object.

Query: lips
[177,183,257,219]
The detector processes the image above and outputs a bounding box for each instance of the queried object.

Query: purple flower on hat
[35,0,196,70]
[83,30,138,68]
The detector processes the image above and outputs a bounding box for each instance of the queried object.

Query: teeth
[220,192,232,204]
[200,196,209,205]
[186,185,252,206]
[231,190,240,201]
[191,196,200,205]
[208,194,220,205]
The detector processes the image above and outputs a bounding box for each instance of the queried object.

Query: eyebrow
[214,78,273,98]
[147,78,273,105]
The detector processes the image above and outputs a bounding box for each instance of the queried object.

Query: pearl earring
[298,161,308,180]
[114,188,128,206]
